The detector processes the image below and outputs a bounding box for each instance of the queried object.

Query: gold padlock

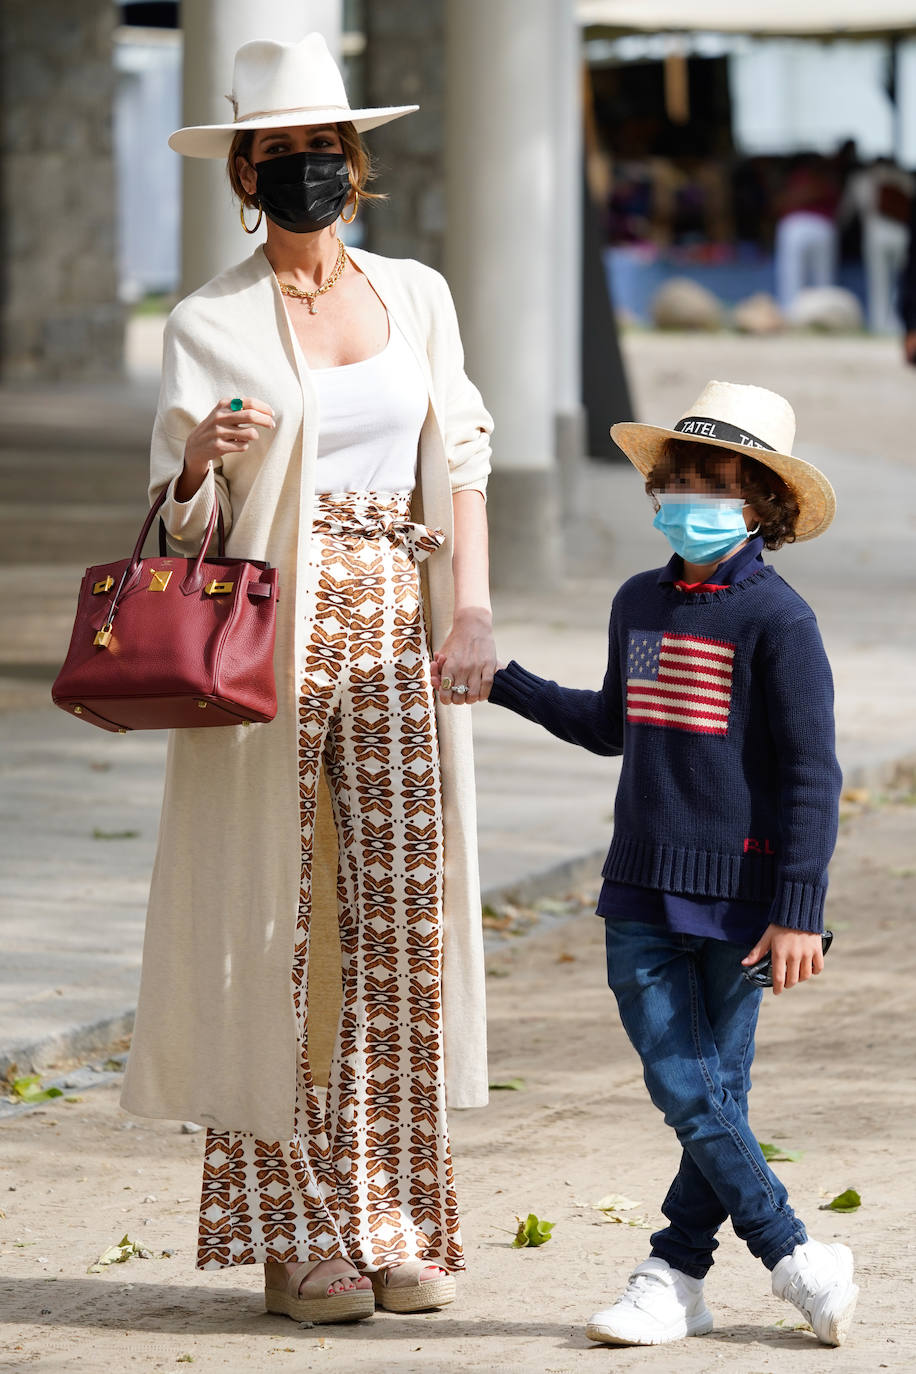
[94,623,113,648]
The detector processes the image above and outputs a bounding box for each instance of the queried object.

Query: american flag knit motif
[626,630,735,736]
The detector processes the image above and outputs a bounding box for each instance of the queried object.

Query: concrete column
[179,0,343,296]
[552,2,587,526]
[0,0,125,380]
[444,0,563,590]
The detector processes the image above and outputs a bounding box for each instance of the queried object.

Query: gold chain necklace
[277,241,348,315]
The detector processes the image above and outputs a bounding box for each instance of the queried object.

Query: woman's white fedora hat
[611,380,836,541]
[169,33,418,159]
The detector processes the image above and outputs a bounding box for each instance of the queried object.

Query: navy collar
[657,535,766,588]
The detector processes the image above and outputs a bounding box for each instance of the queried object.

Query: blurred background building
[3,0,916,587]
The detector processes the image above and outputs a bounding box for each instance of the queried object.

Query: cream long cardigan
[119,243,493,1140]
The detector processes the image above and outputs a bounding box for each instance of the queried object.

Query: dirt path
[2,795,914,1373]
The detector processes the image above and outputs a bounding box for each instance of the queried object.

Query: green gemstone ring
[229,397,243,412]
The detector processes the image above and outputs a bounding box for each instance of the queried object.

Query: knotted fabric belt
[312,491,446,564]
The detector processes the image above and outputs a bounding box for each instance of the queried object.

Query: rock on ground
[650,277,724,331]
[789,287,864,333]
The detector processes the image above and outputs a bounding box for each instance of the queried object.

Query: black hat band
[673,416,775,452]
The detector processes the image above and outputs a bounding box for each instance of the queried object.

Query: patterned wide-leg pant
[196,491,464,1274]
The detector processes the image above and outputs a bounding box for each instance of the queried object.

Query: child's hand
[742,925,825,995]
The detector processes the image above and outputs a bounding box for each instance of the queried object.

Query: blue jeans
[604,920,807,1279]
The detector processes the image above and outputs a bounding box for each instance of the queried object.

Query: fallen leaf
[819,1188,861,1213]
[593,1193,640,1213]
[758,1141,804,1163]
[9,1076,63,1105]
[512,1213,555,1248]
[489,1078,526,1092]
[64,1095,83,1104]
[87,1233,153,1273]
[556,953,576,963]
[92,828,141,840]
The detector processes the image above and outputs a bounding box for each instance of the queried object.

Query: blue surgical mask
[653,494,757,565]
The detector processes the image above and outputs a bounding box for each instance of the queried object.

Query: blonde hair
[227,122,384,213]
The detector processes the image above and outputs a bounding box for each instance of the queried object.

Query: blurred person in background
[899,188,916,364]
[838,156,914,333]
[773,153,841,311]
[119,33,496,1327]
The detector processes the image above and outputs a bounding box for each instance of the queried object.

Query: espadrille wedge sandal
[264,1259,375,1324]
[370,1261,456,1313]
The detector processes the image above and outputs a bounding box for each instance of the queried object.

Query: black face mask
[253,151,352,234]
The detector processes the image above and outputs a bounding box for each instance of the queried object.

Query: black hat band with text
[673,417,775,452]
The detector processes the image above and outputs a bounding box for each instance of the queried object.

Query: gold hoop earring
[340,190,359,225]
[240,200,263,234]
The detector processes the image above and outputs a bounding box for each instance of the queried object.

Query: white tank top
[302,317,429,494]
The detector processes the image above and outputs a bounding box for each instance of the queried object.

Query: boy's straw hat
[611,380,836,541]
[169,34,418,159]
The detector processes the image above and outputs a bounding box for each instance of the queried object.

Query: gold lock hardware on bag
[92,576,114,595]
[204,580,234,595]
[94,623,114,648]
[148,568,172,592]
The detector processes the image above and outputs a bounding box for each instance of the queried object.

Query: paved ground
[2,792,914,1372]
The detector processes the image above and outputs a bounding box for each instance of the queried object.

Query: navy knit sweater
[489,546,842,933]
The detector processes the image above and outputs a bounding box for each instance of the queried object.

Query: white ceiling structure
[576,1,916,35]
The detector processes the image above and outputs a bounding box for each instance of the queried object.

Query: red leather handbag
[52,488,279,733]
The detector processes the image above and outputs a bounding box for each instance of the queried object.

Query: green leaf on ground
[92,828,140,840]
[9,1075,63,1104]
[758,1141,804,1163]
[88,1233,154,1273]
[819,1188,861,1213]
[489,1078,526,1091]
[512,1213,555,1248]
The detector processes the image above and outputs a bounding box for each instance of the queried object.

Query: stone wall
[1,1,125,380]
[362,0,445,269]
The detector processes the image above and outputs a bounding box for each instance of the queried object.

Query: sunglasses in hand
[741,930,834,988]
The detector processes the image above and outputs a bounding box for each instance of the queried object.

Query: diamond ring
[453,684,469,696]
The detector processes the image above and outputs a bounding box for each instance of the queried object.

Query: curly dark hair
[644,438,800,550]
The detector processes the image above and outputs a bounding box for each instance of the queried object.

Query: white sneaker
[586,1256,714,1346]
[771,1239,859,1346]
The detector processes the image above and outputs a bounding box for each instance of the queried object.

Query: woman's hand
[184,396,275,475]
[431,608,497,705]
[742,924,825,995]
